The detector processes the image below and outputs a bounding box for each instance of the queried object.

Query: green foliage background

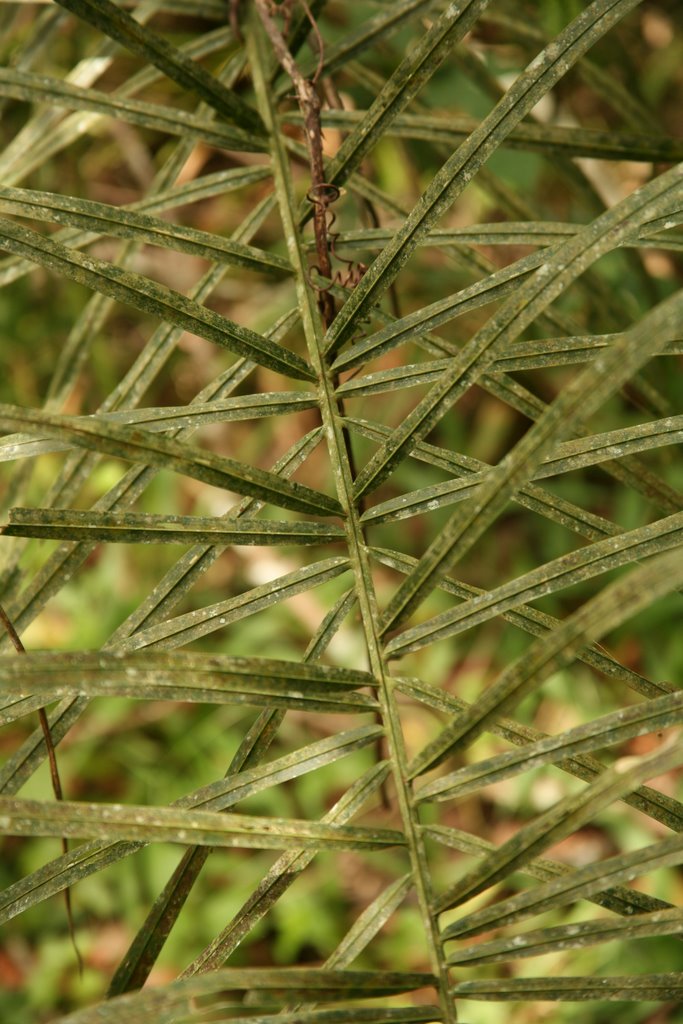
[0,2,682,1022]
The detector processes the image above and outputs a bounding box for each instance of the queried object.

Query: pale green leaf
[417,690,683,804]
[408,547,683,779]
[0,405,341,518]
[380,262,683,635]
[326,0,644,352]
[3,509,346,546]
[53,0,263,132]
[388,510,683,657]
[0,186,289,273]
[0,651,378,713]
[0,219,313,381]
[0,68,263,152]
[434,735,683,914]
[118,557,351,652]
[447,907,683,965]
[441,830,683,941]
[451,974,683,1002]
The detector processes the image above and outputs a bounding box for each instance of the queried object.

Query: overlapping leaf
[0,1,681,1021]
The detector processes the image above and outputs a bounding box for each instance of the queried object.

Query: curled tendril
[306,182,368,296]
[306,182,341,207]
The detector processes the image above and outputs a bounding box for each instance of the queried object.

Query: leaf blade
[0,217,313,381]
[325,0,644,353]
[0,405,342,518]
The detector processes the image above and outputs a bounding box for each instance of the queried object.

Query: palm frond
[1,1,681,1020]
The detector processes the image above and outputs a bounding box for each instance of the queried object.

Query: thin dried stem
[255,0,335,325]
[0,603,83,975]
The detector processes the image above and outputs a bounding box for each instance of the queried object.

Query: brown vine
[0,603,83,974]
[253,0,367,328]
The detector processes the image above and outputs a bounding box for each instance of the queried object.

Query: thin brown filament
[0,603,83,975]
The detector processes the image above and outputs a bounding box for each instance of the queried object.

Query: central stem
[248,12,456,1021]
[254,0,335,326]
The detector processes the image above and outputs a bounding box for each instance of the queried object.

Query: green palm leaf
[1,2,681,1020]
[0,68,262,152]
